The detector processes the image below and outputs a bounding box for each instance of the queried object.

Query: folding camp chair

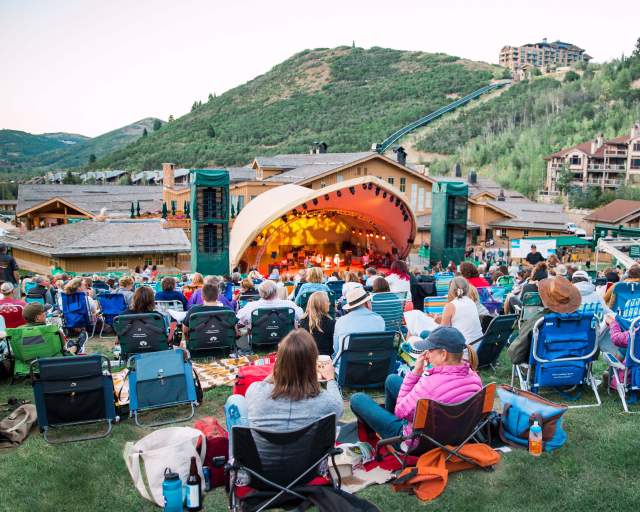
[372,292,405,334]
[237,293,259,310]
[376,384,497,470]
[61,291,95,336]
[127,348,198,427]
[489,286,508,303]
[97,293,128,337]
[611,282,640,318]
[6,324,65,379]
[155,300,184,314]
[514,291,544,328]
[0,303,25,328]
[250,307,295,348]
[424,296,447,315]
[495,275,514,293]
[296,290,315,310]
[187,310,238,355]
[326,280,345,296]
[602,315,640,413]
[31,354,116,444]
[227,414,341,512]
[112,312,169,359]
[469,314,517,370]
[25,296,45,305]
[477,287,502,315]
[512,311,601,408]
[435,277,453,296]
[333,331,397,389]
[92,281,111,294]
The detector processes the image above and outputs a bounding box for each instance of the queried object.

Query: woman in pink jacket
[350,327,482,440]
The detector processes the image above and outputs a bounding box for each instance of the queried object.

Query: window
[356,166,362,176]
[425,191,432,209]
[237,195,245,212]
[144,255,153,267]
[633,143,640,152]
[545,231,552,236]
[387,177,395,186]
[155,255,164,267]
[400,177,406,193]
[410,183,418,209]
[363,167,368,174]
[523,230,529,237]
[631,159,640,170]
[249,195,257,201]
[417,187,425,211]
[336,174,344,183]
[570,155,581,166]
[319,182,326,188]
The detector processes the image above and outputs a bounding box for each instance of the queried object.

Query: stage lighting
[389,195,394,203]
[362,184,367,190]
[337,191,342,197]
[324,194,330,201]
[281,215,287,223]
[395,199,401,207]
[359,230,363,235]
[349,187,356,195]
[403,215,408,222]
[312,198,318,206]
[375,234,379,239]
[367,183,373,190]
[302,203,308,209]
[383,191,387,198]
[292,209,298,216]
[375,187,380,196]
[382,235,386,240]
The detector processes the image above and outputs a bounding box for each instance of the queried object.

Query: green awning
[523,236,593,248]
[190,168,229,187]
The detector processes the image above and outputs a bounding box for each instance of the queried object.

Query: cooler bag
[233,364,273,396]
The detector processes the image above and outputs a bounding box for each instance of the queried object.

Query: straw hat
[342,287,372,311]
[538,276,581,314]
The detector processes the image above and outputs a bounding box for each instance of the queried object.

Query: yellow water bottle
[529,420,543,457]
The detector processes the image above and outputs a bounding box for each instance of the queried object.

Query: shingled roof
[584,199,640,224]
[254,152,373,171]
[487,199,570,231]
[0,219,190,257]
[16,184,163,217]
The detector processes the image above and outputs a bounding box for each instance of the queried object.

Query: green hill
[416,40,640,202]
[93,47,501,169]
[0,118,164,172]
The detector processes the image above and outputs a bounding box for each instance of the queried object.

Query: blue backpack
[497,385,568,452]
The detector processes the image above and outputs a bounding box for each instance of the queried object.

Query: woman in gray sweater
[225,329,343,435]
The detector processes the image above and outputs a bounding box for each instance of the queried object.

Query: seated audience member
[237,280,303,328]
[0,282,25,308]
[333,287,385,361]
[459,262,490,289]
[155,276,188,310]
[0,282,27,327]
[120,285,155,314]
[571,270,609,313]
[385,260,411,294]
[602,313,630,360]
[247,268,263,281]
[182,272,204,301]
[26,276,54,305]
[294,267,330,304]
[468,284,491,320]
[150,265,159,281]
[236,277,259,300]
[188,276,235,310]
[182,282,230,341]
[436,277,483,344]
[299,291,335,356]
[350,327,481,440]
[341,271,363,299]
[79,277,98,319]
[365,267,378,287]
[604,264,640,308]
[115,276,135,307]
[371,277,391,293]
[327,271,340,283]
[505,262,548,313]
[22,302,85,354]
[224,329,343,432]
[508,276,580,364]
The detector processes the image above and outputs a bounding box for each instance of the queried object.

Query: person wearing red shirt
[459,261,490,288]
[0,282,27,328]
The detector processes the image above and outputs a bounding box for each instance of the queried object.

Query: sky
[1,0,638,137]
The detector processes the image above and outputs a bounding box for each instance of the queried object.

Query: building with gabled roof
[584,199,640,229]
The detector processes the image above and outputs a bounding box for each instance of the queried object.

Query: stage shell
[230,176,417,270]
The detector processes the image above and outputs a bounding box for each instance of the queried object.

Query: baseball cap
[0,282,14,294]
[421,326,466,354]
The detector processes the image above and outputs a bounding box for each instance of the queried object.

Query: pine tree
[168,114,174,122]
[153,119,162,131]
[171,200,176,216]
[88,154,96,164]
[207,125,215,138]
[208,93,214,102]
[191,101,198,112]
[142,128,148,137]
[633,37,640,59]
[161,202,168,219]
[130,202,135,218]
[136,201,141,217]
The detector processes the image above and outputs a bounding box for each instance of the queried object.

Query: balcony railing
[586,164,627,171]
[604,149,627,157]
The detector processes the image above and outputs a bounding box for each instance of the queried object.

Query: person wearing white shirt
[364,267,378,287]
[341,271,363,298]
[237,280,303,328]
[385,260,411,295]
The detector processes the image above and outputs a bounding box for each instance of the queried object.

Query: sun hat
[419,326,466,354]
[554,264,567,276]
[538,276,581,314]
[342,287,372,311]
[571,270,589,281]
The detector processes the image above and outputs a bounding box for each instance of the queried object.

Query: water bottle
[162,468,183,512]
[529,421,543,457]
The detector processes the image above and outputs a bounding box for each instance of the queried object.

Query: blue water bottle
[162,468,183,512]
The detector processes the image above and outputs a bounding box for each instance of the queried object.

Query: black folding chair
[469,314,517,370]
[187,310,238,356]
[113,312,169,359]
[376,383,497,470]
[227,414,342,512]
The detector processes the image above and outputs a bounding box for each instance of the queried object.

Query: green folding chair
[7,324,65,379]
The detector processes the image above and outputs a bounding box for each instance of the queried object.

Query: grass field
[0,335,639,512]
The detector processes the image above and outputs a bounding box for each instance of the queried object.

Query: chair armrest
[468,334,485,347]
[602,352,625,370]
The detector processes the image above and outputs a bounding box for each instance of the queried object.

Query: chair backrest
[612,282,640,314]
[251,307,295,345]
[237,294,259,310]
[532,312,598,363]
[336,331,397,388]
[0,303,25,328]
[475,315,517,368]
[113,312,168,357]
[25,296,45,305]
[488,286,508,302]
[496,275,514,288]
[326,280,345,295]
[97,293,128,316]
[409,384,496,455]
[435,278,453,296]
[477,287,502,315]
[520,292,543,322]
[155,300,184,314]
[371,292,404,333]
[24,281,37,294]
[187,310,238,353]
[129,349,197,411]
[424,296,447,315]
[61,292,92,329]
[31,354,115,428]
[297,290,315,311]
[618,297,640,324]
[232,414,336,490]
[93,281,110,291]
[7,324,64,376]
[627,318,640,370]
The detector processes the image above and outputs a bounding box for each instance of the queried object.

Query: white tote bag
[124,427,206,507]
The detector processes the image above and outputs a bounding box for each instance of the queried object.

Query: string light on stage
[389,195,394,203]
[312,198,318,206]
[349,187,356,195]
[336,191,342,197]
[375,186,380,196]
[362,184,367,191]
[383,191,387,198]
[324,194,330,201]
[302,203,308,210]
[367,183,373,190]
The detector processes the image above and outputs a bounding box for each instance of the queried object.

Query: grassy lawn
[1,335,639,512]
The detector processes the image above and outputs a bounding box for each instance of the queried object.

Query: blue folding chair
[512,311,601,407]
[371,292,405,334]
[97,293,128,337]
[61,292,94,336]
[424,296,447,315]
[602,314,640,413]
[128,348,199,427]
[612,282,640,325]
[326,280,345,296]
[477,287,502,315]
[25,296,45,306]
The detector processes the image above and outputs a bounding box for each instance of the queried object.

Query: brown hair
[345,271,359,283]
[64,278,83,295]
[459,261,479,279]
[119,276,134,288]
[629,265,640,279]
[131,286,155,312]
[271,329,320,401]
[372,277,390,293]
[201,283,219,302]
[241,277,254,291]
[161,276,176,292]
[190,272,204,287]
[307,267,324,284]
[302,291,330,333]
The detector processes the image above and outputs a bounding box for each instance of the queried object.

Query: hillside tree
[142,128,148,137]
[555,165,574,196]
[168,114,174,122]
[208,93,214,102]
[153,119,162,131]
[63,170,80,184]
[207,125,216,138]
[564,70,580,83]
[88,154,97,164]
